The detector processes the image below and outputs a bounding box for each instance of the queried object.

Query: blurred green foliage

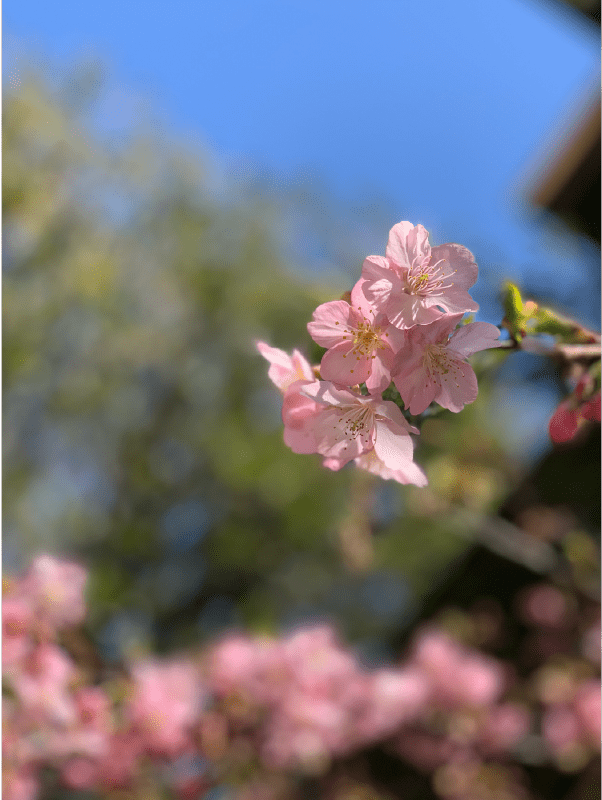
[501,281,599,344]
[3,66,575,662]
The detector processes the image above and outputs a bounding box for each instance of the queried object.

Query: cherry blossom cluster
[2,555,206,800]
[258,221,502,485]
[3,556,600,800]
[206,624,519,777]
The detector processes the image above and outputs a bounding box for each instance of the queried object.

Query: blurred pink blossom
[2,597,34,668]
[519,583,572,628]
[127,658,203,756]
[542,705,580,753]
[357,668,429,741]
[208,634,284,705]
[21,555,87,631]
[478,703,530,754]
[60,757,99,791]
[574,680,601,745]
[95,731,145,790]
[10,642,78,725]
[411,629,504,708]
[3,768,40,800]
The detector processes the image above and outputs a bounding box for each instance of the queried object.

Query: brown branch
[497,337,601,362]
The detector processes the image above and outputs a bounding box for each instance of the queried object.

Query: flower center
[406,257,455,296]
[423,343,466,388]
[336,404,374,444]
[341,317,387,358]
[424,343,450,374]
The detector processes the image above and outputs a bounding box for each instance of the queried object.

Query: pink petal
[387,292,444,329]
[282,382,320,423]
[386,222,429,269]
[256,340,289,365]
[399,313,461,349]
[360,256,400,309]
[291,349,315,381]
[256,341,314,391]
[435,360,478,413]
[436,285,480,315]
[350,278,375,315]
[283,424,319,454]
[406,224,432,266]
[355,449,428,487]
[448,322,502,358]
[322,456,347,471]
[393,365,437,416]
[390,337,423,378]
[430,243,478,291]
[373,399,419,434]
[300,381,365,408]
[381,323,406,353]
[393,459,428,487]
[320,341,372,387]
[256,341,296,389]
[281,383,322,453]
[307,301,357,348]
[373,417,414,470]
[365,352,393,395]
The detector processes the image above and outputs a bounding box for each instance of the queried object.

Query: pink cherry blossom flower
[478,703,530,755]
[264,691,349,767]
[282,381,423,480]
[127,658,202,757]
[22,554,88,631]
[542,705,580,754]
[307,280,404,393]
[256,341,314,392]
[549,373,601,444]
[361,221,479,329]
[451,652,505,708]
[519,583,572,629]
[67,687,114,758]
[95,731,144,790]
[2,597,34,668]
[281,625,358,697]
[394,729,462,772]
[208,634,284,706]
[10,642,78,725]
[411,628,504,708]
[573,679,601,745]
[357,668,429,741]
[392,314,502,414]
[60,757,100,791]
[3,767,40,800]
[208,634,264,697]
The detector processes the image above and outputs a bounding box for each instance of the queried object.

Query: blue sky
[4,0,600,327]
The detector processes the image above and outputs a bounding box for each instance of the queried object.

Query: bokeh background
[3,1,600,798]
